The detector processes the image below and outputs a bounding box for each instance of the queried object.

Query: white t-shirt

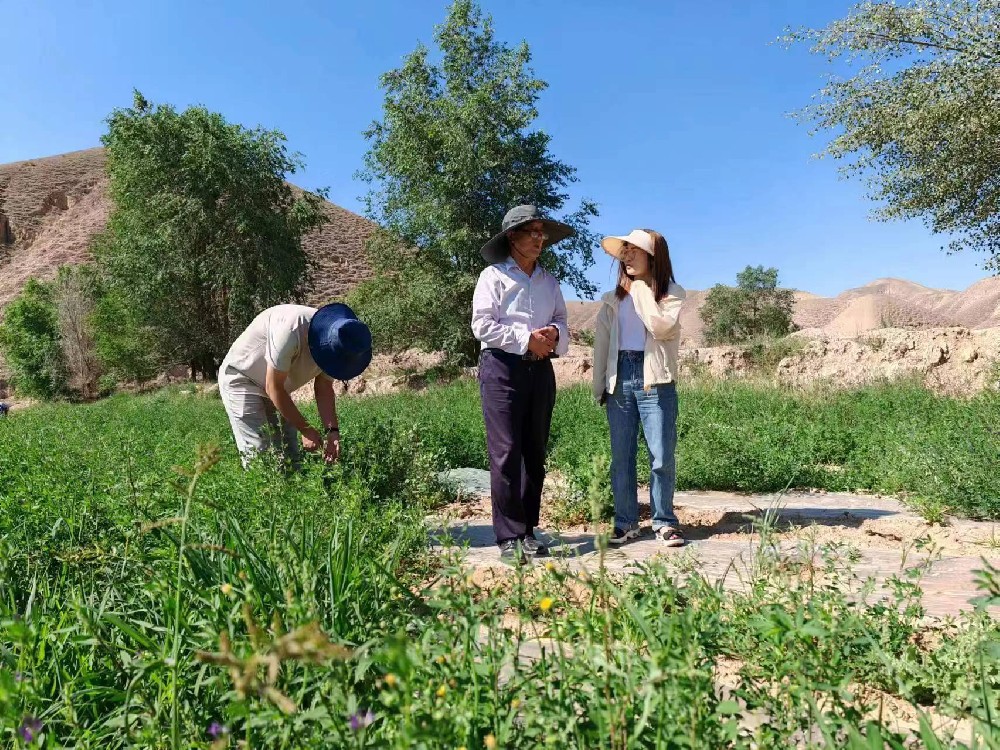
[222,304,332,392]
[618,293,647,351]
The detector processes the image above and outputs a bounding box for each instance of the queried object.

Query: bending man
[218,303,372,469]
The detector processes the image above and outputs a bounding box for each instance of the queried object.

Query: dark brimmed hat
[480,205,575,264]
[308,303,373,381]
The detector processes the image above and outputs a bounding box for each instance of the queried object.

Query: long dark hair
[615,229,676,302]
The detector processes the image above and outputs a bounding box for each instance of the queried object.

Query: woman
[592,229,686,546]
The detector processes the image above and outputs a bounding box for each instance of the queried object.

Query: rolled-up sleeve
[549,281,570,356]
[471,268,530,354]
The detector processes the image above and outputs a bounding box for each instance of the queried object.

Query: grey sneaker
[499,539,530,566]
[609,527,641,545]
[656,527,685,548]
[521,534,549,557]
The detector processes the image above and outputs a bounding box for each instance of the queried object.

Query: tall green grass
[0,382,998,747]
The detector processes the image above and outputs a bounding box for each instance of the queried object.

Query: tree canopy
[350,0,598,363]
[787,0,1000,271]
[97,91,327,378]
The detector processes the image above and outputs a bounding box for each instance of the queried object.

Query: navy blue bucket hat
[308,303,373,381]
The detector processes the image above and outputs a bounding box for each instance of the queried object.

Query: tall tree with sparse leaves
[786,1,1000,271]
[350,0,599,364]
[97,91,328,379]
[700,265,797,345]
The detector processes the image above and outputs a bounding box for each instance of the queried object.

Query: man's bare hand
[324,434,340,463]
[301,426,322,452]
[528,328,556,358]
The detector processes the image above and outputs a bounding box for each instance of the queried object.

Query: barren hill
[4,148,1000,367]
[568,276,1000,345]
[0,148,376,313]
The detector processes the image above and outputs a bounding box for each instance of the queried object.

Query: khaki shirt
[222,305,331,392]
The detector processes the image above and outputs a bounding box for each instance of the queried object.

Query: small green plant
[743,334,807,373]
[862,333,887,352]
[911,495,952,526]
[681,352,711,380]
[574,328,595,347]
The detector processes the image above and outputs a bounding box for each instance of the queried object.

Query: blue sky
[2,0,989,299]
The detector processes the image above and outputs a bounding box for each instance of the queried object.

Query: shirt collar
[502,255,543,279]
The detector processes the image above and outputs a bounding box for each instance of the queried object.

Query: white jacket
[591,280,686,401]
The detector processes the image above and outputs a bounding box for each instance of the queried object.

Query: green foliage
[52,264,104,399]
[352,377,1000,522]
[97,91,328,380]
[786,0,1000,270]
[700,265,797,345]
[351,0,598,364]
[574,328,596,348]
[0,278,66,398]
[348,250,478,363]
[743,333,808,373]
[1,387,999,746]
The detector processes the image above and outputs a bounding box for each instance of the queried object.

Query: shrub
[0,278,66,398]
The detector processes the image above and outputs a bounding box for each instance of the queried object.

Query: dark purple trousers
[478,348,556,546]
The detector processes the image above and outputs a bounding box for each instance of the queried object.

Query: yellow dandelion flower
[538,597,554,612]
[511,698,521,710]
[436,655,446,664]
[544,561,556,571]
[436,684,448,698]
[220,583,234,596]
[385,673,398,688]
[484,734,497,749]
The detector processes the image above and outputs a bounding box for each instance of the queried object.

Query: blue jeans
[606,351,679,531]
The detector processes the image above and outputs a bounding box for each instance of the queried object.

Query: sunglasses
[517,229,549,241]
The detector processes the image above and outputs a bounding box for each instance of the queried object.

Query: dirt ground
[435,473,1000,559]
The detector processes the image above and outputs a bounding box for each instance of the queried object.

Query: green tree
[0,279,66,398]
[97,91,328,379]
[786,0,1000,270]
[350,0,598,364]
[700,265,796,345]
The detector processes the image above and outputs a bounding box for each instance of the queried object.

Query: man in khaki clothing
[218,303,372,468]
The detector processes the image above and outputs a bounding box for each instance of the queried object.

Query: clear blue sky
[2,0,989,299]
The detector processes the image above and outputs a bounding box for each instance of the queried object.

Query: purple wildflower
[14,671,25,683]
[348,709,376,732]
[18,716,43,743]
[207,722,228,739]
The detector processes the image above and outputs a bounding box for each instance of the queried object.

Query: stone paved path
[433,470,1000,619]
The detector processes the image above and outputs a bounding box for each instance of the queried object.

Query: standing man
[472,205,575,565]
[218,303,372,469]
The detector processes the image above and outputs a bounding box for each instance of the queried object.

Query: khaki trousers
[218,363,300,470]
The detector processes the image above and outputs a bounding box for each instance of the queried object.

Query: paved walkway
[432,471,1000,618]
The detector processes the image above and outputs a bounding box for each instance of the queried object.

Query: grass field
[1,380,998,747]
